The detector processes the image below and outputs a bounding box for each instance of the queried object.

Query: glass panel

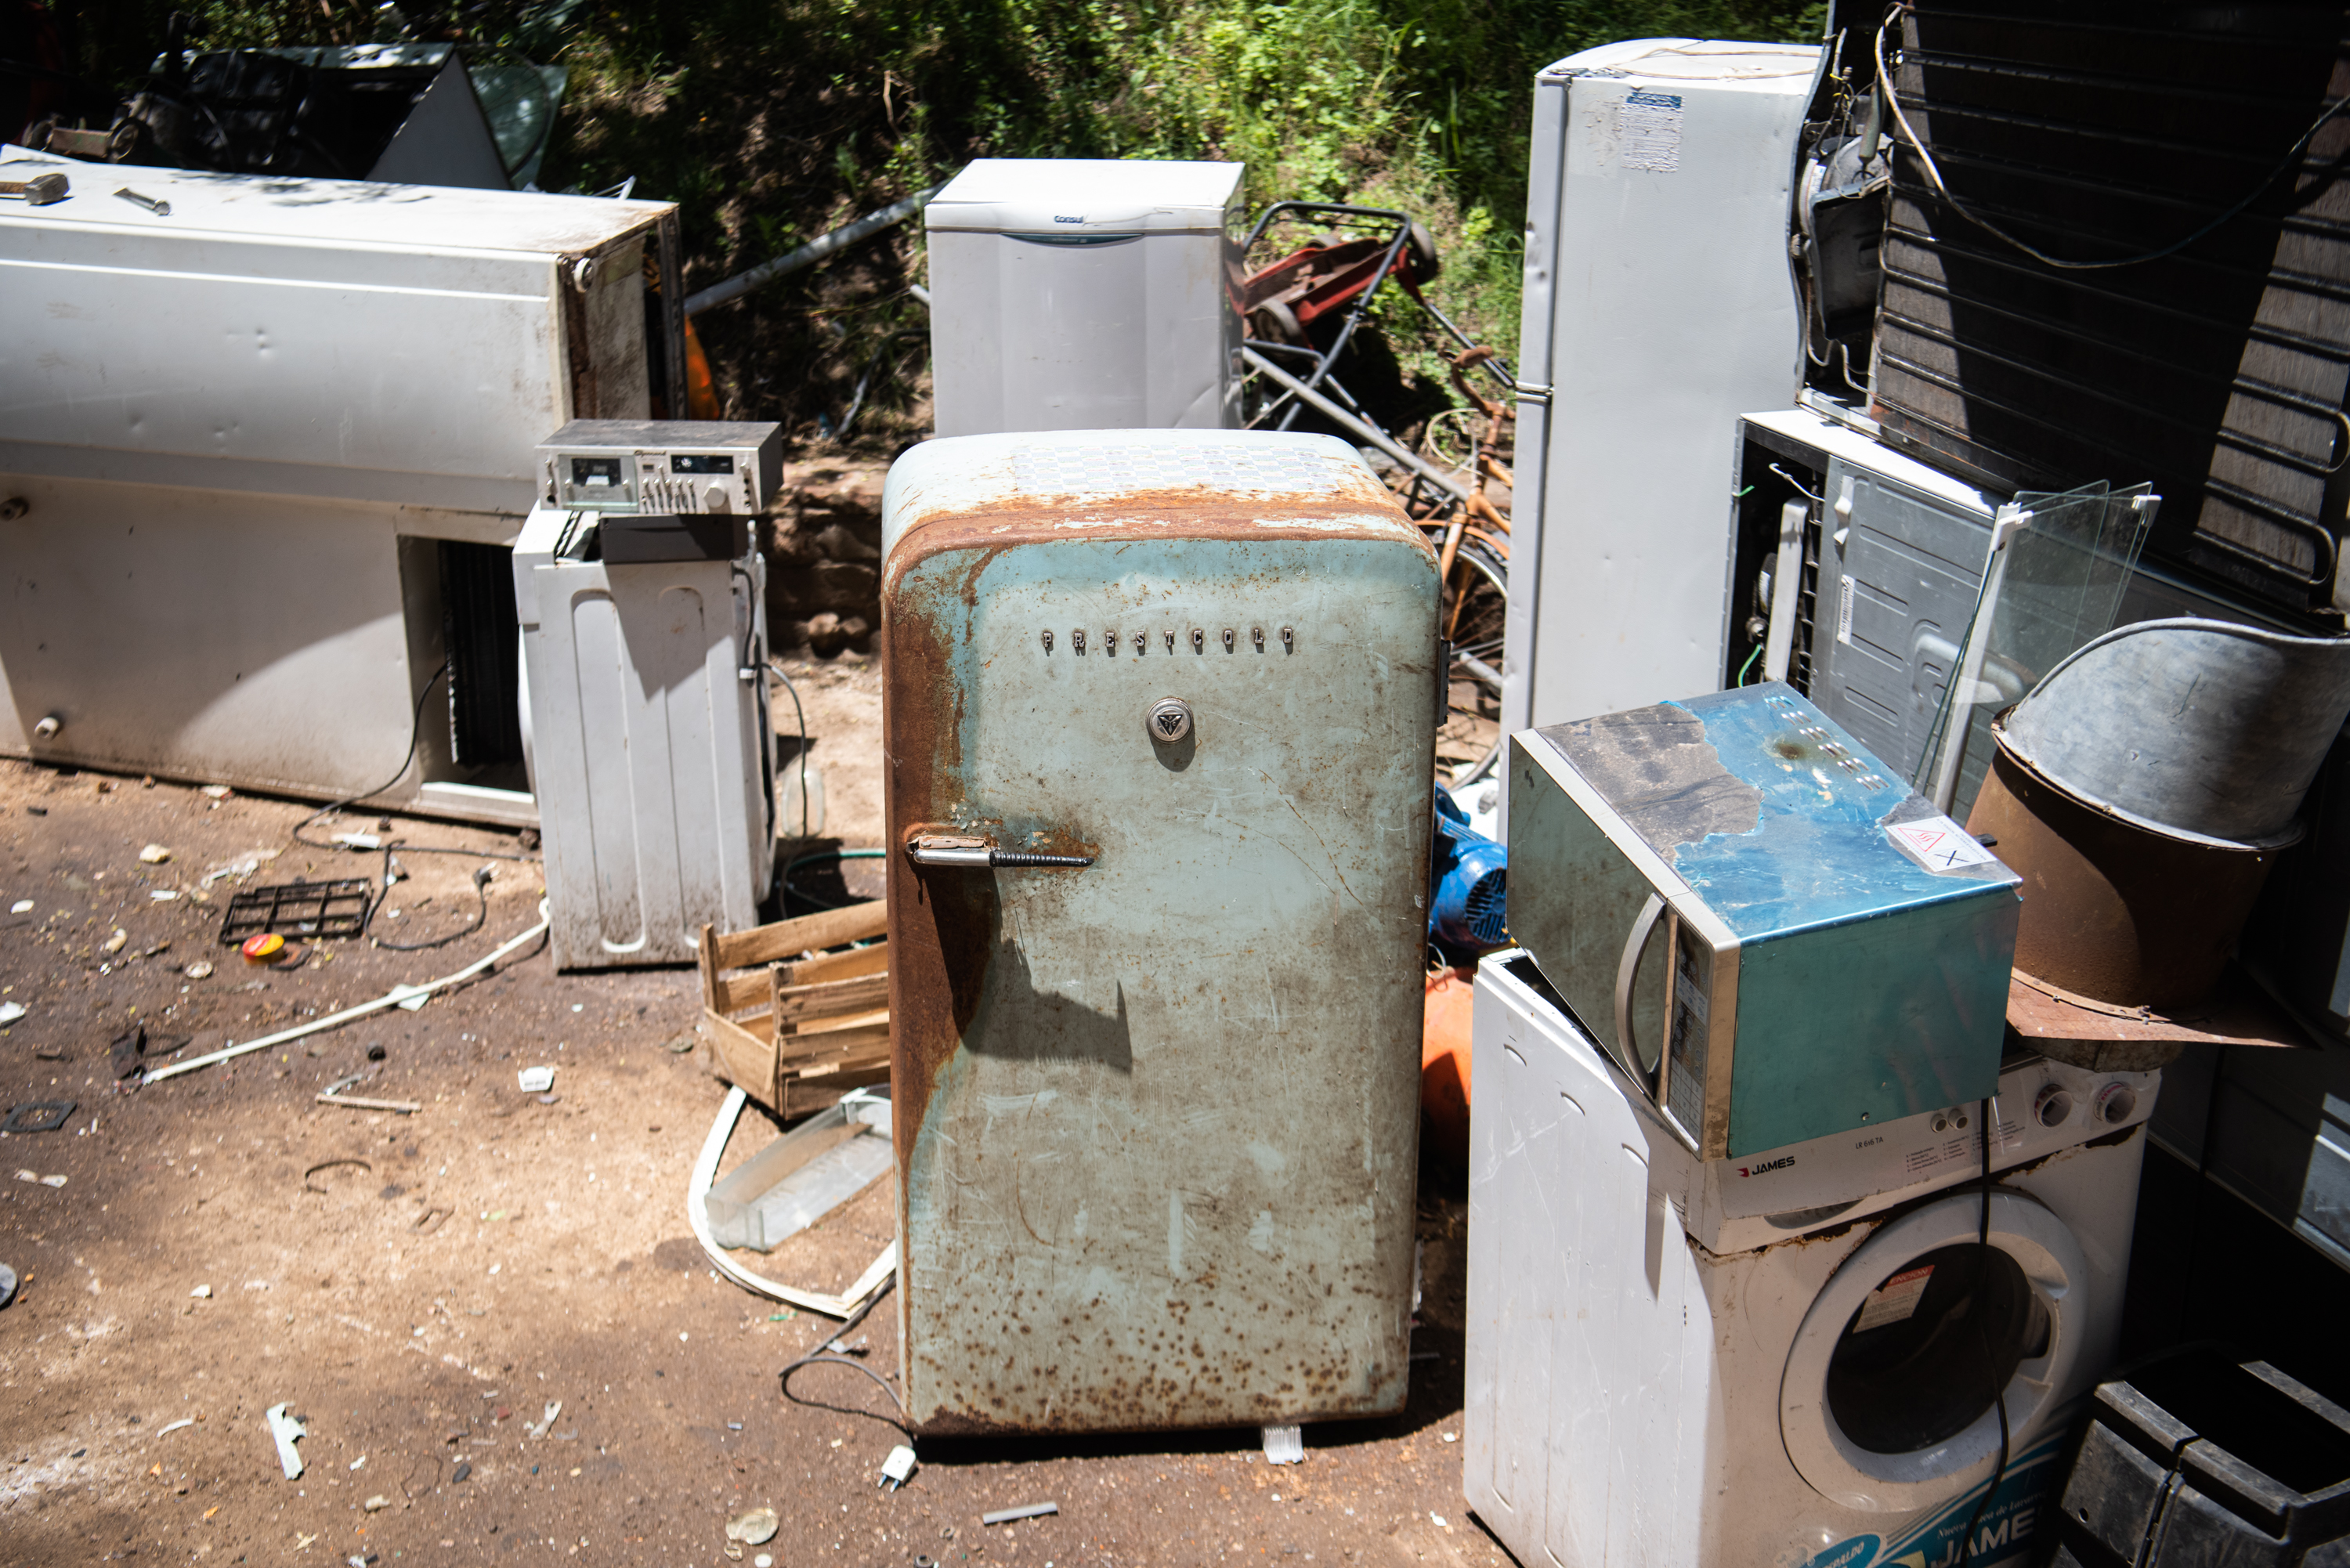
[1914,482,2156,818]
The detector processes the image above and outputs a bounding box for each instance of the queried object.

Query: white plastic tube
[689,1084,897,1319]
[141,902,552,1086]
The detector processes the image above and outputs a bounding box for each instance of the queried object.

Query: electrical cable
[1769,462,1827,507]
[768,656,812,843]
[291,662,447,851]
[783,847,888,912]
[289,659,540,873]
[778,1349,913,1441]
[1875,4,2350,273]
[1737,644,1765,686]
[1955,1093,2012,1565]
[366,854,494,951]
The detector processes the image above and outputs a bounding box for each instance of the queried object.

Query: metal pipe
[685,186,942,316]
[1242,348,1475,506]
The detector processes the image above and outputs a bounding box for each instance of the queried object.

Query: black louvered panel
[1871,2,2350,616]
[439,540,523,768]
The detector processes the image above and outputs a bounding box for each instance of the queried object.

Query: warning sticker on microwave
[1885,816,1998,874]
[1854,1264,1934,1332]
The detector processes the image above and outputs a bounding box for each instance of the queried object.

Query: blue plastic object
[1432,788,1509,951]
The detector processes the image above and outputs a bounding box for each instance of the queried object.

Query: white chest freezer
[925,158,1243,436]
[0,149,684,825]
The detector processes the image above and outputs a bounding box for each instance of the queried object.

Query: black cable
[768,656,811,843]
[1878,4,2350,273]
[367,855,494,951]
[779,1356,911,1441]
[292,662,447,851]
[1956,1093,2012,1565]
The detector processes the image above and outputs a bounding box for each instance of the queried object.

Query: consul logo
[1737,1155,1796,1177]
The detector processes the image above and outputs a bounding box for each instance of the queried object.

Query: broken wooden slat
[713,901,885,970]
[772,970,890,1023]
[773,941,890,989]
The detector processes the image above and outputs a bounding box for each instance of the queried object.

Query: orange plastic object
[1421,965,1475,1168]
[683,316,721,420]
[240,932,284,963]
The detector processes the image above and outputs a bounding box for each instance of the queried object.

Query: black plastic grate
[218,879,373,945]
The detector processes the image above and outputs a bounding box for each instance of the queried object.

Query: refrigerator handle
[906,832,1094,870]
[1615,891,1667,1099]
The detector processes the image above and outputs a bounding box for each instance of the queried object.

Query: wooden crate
[697,901,890,1118]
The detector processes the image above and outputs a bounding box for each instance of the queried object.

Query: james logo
[1737,1155,1795,1177]
[1796,1534,1876,1568]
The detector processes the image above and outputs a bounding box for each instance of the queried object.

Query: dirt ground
[0,662,1509,1568]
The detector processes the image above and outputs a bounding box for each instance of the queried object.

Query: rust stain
[881,486,1434,601]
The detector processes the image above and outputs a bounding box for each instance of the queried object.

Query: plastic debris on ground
[706,1087,892,1252]
[982,1502,1059,1526]
[1263,1424,1305,1465]
[880,1444,917,1490]
[3,1100,74,1133]
[0,1001,24,1026]
[517,1066,555,1093]
[726,1507,779,1545]
[266,1403,307,1479]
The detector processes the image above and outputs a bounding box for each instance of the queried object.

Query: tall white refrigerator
[1502,38,1820,739]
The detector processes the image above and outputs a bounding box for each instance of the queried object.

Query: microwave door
[1612,891,1673,1107]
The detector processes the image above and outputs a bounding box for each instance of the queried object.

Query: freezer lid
[881,430,1423,564]
[923,157,1243,234]
[0,143,674,255]
[1537,37,1820,89]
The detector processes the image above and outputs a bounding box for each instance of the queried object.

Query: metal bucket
[1967,725,2286,1010]
[2001,617,2350,845]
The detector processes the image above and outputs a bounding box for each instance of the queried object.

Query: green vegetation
[62,0,1820,442]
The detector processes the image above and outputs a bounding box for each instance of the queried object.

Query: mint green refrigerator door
[886,528,1437,1434]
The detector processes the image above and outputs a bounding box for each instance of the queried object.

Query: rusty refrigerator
[880,429,1439,1434]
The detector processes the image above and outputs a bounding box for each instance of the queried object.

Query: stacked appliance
[879,428,1437,1434]
[514,420,783,970]
[0,148,684,826]
[1469,683,2154,1566]
[924,158,1244,436]
[1502,38,1821,739]
[1464,952,2158,1567]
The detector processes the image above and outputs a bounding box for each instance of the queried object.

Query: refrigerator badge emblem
[1147,698,1194,744]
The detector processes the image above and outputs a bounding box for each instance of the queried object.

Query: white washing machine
[1462,952,2159,1568]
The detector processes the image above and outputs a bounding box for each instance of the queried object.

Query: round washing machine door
[1779,1189,2088,1513]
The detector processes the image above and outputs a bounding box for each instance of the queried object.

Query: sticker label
[1837,574,1855,644]
[1886,816,1998,873]
[1854,1264,1933,1332]
[1618,89,1684,172]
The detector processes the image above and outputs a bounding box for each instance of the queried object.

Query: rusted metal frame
[683,186,944,317]
[1241,349,1476,507]
[1238,201,1421,432]
[1276,226,1414,432]
[1242,338,1392,439]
